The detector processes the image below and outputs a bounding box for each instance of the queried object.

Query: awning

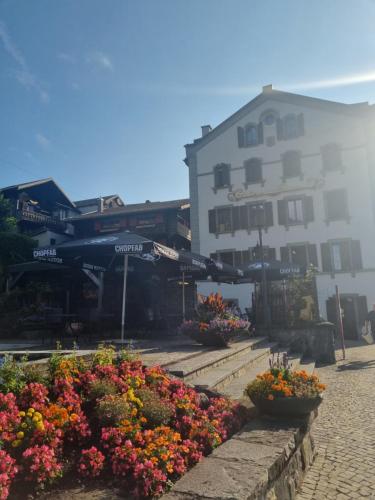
[242,260,305,281]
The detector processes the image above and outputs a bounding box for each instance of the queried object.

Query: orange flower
[267,394,274,401]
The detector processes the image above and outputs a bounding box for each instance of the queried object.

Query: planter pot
[250,395,323,417]
[186,329,249,347]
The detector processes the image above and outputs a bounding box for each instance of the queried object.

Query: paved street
[297,342,375,500]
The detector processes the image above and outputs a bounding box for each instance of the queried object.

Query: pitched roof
[185,86,373,157]
[74,194,124,207]
[0,178,76,209]
[67,198,190,221]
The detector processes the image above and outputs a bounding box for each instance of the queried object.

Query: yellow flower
[21,422,27,429]
[36,422,45,432]
[18,411,26,417]
[16,431,24,439]
[28,408,35,414]
[11,440,21,448]
[33,412,42,421]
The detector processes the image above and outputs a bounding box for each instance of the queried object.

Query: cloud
[58,52,76,64]
[35,133,51,150]
[0,20,49,103]
[86,51,113,71]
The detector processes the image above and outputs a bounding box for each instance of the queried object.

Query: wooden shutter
[321,243,332,272]
[351,240,363,270]
[208,210,216,233]
[280,247,289,263]
[277,200,287,225]
[237,127,245,148]
[276,118,284,140]
[307,244,318,267]
[265,202,273,226]
[304,196,314,223]
[257,122,264,144]
[341,241,351,271]
[233,206,241,231]
[297,113,305,136]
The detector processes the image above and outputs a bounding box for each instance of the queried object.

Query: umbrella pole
[121,254,129,342]
[182,271,186,321]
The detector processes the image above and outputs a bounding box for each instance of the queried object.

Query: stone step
[191,342,278,391]
[167,336,268,382]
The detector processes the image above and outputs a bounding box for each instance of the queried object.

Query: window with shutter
[284,114,298,139]
[321,143,342,172]
[324,189,349,221]
[321,243,332,272]
[282,151,302,179]
[307,244,318,267]
[214,164,230,189]
[245,158,263,184]
[351,240,363,270]
[248,202,266,227]
[286,198,304,224]
[289,245,308,267]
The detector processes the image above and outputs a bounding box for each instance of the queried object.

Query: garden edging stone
[163,411,317,500]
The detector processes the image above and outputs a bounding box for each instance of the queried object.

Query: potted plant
[179,293,251,347]
[245,353,325,417]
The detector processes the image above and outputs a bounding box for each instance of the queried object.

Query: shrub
[87,379,118,401]
[92,344,116,367]
[137,387,174,427]
[95,394,131,425]
[0,355,26,394]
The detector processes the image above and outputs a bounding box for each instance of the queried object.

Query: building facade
[185,85,375,337]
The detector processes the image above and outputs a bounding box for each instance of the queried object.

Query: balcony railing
[17,209,67,231]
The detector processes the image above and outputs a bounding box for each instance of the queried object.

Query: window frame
[244,158,264,187]
[283,114,299,140]
[213,163,231,192]
[244,123,259,147]
[281,150,303,180]
[324,188,349,223]
[247,201,267,229]
[286,197,305,225]
[321,143,343,174]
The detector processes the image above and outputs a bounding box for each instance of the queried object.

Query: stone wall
[265,323,336,365]
[163,412,317,500]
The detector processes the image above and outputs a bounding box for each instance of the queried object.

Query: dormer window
[213,163,230,190]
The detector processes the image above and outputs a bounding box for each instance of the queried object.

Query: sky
[1,0,375,204]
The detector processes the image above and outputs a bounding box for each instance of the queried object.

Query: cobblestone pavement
[297,342,375,500]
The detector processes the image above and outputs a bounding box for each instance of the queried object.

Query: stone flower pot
[187,329,248,348]
[249,395,323,417]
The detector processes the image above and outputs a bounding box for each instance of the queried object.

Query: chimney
[262,84,273,93]
[201,125,212,137]
[98,197,104,212]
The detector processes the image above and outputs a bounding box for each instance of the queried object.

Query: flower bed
[179,293,250,347]
[0,346,247,499]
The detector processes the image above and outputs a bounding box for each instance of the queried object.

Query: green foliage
[286,265,318,326]
[137,387,174,427]
[92,343,116,367]
[95,394,131,425]
[0,355,27,394]
[117,346,139,363]
[48,341,64,378]
[0,194,16,232]
[87,379,118,401]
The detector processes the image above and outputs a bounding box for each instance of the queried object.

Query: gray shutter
[237,127,245,148]
[351,240,363,270]
[208,210,216,233]
[240,205,248,229]
[223,165,230,186]
[297,113,305,136]
[280,247,289,263]
[321,243,332,272]
[234,251,243,267]
[265,202,273,226]
[233,206,240,231]
[307,244,318,267]
[268,248,276,261]
[276,118,284,140]
[242,249,250,265]
[258,122,264,144]
[277,200,287,225]
[304,196,314,223]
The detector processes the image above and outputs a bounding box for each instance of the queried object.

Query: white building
[184,85,375,338]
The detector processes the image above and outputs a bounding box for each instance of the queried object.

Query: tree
[0,194,36,290]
